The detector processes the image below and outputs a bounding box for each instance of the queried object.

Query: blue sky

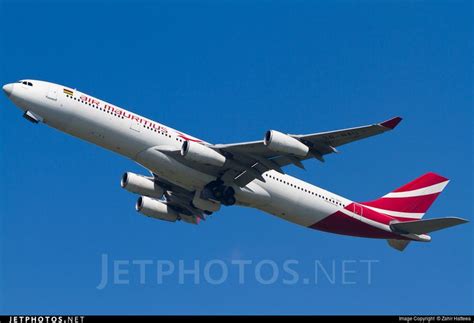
[0,0,472,315]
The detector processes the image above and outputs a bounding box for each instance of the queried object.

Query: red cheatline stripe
[177,133,201,142]
[392,172,448,193]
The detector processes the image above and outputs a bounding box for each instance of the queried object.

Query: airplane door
[46,86,58,101]
[130,119,141,132]
[351,203,363,220]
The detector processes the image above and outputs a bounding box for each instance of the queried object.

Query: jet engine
[121,172,164,198]
[180,141,226,167]
[264,130,309,157]
[135,196,178,222]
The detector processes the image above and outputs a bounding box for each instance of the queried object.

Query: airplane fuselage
[2,80,432,243]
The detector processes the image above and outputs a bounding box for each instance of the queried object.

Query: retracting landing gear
[202,180,236,206]
[221,187,236,206]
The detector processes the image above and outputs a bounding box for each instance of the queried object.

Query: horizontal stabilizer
[390,217,468,234]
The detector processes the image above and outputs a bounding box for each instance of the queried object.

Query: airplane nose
[3,83,13,97]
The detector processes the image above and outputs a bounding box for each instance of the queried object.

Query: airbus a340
[3,80,468,251]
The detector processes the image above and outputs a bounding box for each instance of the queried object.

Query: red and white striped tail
[360,172,450,221]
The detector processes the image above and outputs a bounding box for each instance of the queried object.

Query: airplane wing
[210,117,402,186]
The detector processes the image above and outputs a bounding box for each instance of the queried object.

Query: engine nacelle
[264,130,309,157]
[180,141,226,167]
[121,172,164,198]
[135,196,178,222]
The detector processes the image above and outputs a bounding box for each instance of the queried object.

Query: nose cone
[3,83,13,97]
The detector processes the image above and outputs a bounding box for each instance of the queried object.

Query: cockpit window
[19,81,33,86]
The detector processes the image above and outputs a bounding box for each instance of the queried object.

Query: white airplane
[3,80,468,251]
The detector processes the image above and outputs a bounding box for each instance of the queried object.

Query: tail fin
[360,172,450,221]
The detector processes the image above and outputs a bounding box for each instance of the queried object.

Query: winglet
[380,116,403,130]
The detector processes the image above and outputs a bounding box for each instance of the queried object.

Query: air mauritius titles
[63,88,169,133]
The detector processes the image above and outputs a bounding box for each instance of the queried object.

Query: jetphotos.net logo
[8,317,84,323]
[96,254,379,289]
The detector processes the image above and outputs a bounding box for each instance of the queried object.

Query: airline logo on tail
[360,172,450,221]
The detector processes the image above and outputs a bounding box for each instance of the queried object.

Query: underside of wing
[134,174,214,224]
[293,116,402,155]
[210,117,402,186]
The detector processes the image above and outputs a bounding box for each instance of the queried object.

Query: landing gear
[203,180,236,206]
[212,185,225,199]
[222,195,236,206]
[222,187,236,206]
